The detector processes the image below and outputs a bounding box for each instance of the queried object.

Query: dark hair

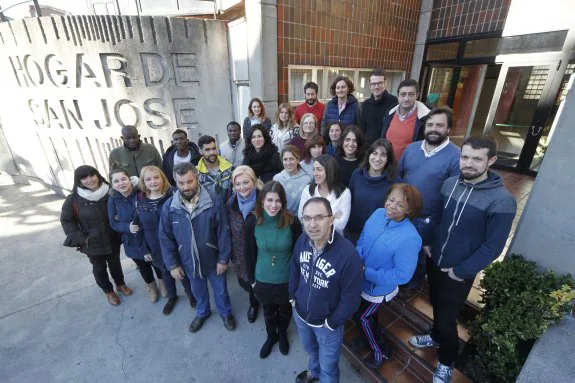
[337,125,364,160]
[304,82,319,93]
[109,168,130,182]
[330,76,355,96]
[248,98,266,120]
[198,135,216,149]
[73,165,108,192]
[173,162,198,178]
[303,135,326,163]
[172,129,187,138]
[462,135,498,158]
[323,121,345,146]
[243,124,274,155]
[302,196,333,216]
[227,121,241,130]
[370,68,387,80]
[425,107,453,130]
[309,154,345,198]
[255,181,294,228]
[360,138,396,180]
[385,183,423,221]
[397,79,420,94]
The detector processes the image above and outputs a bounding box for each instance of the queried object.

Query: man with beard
[159,162,236,333]
[196,135,234,202]
[361,68,399,147]
[382,79,429,159]
[397,107,460,290]
[109,125,163,177]
[162,129,202,186]
[295,82,325,128]
[410,135,516,383]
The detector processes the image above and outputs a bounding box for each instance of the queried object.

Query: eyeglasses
[234,181,251,188]
[370,81,385,88]
[399,92,417,98]
[301,214,332,223]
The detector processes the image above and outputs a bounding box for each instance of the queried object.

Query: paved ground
[0,175,364,383]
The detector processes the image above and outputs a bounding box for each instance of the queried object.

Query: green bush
[465,254,575,383]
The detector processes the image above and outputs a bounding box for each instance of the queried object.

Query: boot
[247,299,259,323]
[259,314,278,359]
[156,279,168,298]
[277,311,291,355]
[146,281,159,303]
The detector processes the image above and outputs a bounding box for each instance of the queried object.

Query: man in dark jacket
[159,162,236,333]
[162,129,202,186]
[409,136,517,383]
[290,197,363,383]
[109,126,163,177]
[360,68,398,146]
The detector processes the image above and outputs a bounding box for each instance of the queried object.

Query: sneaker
[409,334,439,348]
[189,312,211,333]
[433,363,452,383]
[222,314,236,331]
[295,370,319,383]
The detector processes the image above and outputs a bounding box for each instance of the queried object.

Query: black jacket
[162,143,202,185]
[60,193,120,256]
[360,91,398,145]
[242,143,283,183]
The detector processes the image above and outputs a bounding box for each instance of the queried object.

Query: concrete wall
[0,15,233,193]
[509,74,575,276]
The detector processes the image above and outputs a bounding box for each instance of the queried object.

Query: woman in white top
[298,154,351,234]
[270,103,299,154]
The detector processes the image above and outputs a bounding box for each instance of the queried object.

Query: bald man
[108,126,163,177]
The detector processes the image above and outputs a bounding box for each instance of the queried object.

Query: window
[288,66,406,103]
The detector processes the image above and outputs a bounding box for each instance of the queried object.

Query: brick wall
[277,0,421,103]
[428,0,511,40]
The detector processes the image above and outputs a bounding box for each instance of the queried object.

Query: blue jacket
[321,94,361,135]
[289,231,363,330]
[108,189,149,260]
[429,172,517,280]
[132,188,174,269]
[356,209,422,297]
[346,167,399,236]
[159,186,232,279]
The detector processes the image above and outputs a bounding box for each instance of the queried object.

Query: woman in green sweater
[245,181,302,359]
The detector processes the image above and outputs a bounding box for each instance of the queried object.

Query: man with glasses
[382,79,430,160]
[290,197,363,383]
[359,68,398,146]
[162,129,202,186]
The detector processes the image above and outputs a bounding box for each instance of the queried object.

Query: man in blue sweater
[290,197,363,383]
[409,136,517,383]
[398,107,460,288]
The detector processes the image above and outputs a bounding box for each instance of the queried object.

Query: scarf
[77,183,110,201]
[238,188,257,219]
[245,143,277,176]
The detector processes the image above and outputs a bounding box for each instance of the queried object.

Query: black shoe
[189,312,211,333]
[364,354,388,370]
[162,297,178,316]
[188,294,197,308]
[222,314,236,331]
[259,336,278,359]
[278,331,289,355]
[295,370,319,383]
[352,336,369,351]
[247,303,259,323]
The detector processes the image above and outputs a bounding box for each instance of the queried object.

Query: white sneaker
[408,334,439,348]
[433,363,452,383]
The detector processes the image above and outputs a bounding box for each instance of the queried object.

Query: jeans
[87,252,125,293]
[189,268,232,318]
[294,311,344,383]
[427,258,474,366]
[132,258,162,284]
[162,265,193,299]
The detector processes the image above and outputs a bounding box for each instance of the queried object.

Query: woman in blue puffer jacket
[320,76,361,136]
[353,183,423,369]
[108,168,162,304]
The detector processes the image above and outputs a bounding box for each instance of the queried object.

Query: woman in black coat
[60,165,133,306]
[243,124,283,182]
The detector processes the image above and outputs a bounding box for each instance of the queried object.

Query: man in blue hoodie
[409,136,517,383]
[290,197,363,383]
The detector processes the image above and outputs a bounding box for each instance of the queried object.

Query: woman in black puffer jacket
[60,165,133,306]
[242,124,283,183]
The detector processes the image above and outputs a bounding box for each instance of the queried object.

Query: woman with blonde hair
[132,165,196,315]
[226,165,265,323]
[270,103,299,154]
[289,112,317,154]
[243,97,272,141]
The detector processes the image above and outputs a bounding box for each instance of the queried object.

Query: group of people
[60,69,517,383]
